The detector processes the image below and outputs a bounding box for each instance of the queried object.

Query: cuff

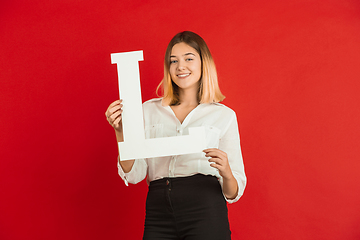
[117,156,130,186]
[219,176,246,204]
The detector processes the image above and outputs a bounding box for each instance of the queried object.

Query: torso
[170,104,199,124]
[141,98,242,185]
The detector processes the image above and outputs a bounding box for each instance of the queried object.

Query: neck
[178,87,199,107]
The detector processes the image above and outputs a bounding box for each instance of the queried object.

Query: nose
[177,60,186,71]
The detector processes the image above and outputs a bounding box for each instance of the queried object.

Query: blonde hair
[157,31,225,106]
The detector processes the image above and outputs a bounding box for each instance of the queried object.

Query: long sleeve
[218,111,247,203]
[115,98,246,199]
[117,158,148,186]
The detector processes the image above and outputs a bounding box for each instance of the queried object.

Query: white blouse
[117,98,246,203]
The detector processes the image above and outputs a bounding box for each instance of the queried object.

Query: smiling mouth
[177,73,190,78]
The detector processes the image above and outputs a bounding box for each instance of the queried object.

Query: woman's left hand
[203,148,233,180]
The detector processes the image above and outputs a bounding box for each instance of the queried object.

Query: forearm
[222,174,239,200]
[115,129,135,173]
[119,159,135,173]
[115,128,123,142]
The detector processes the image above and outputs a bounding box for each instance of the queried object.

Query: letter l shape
[111,50,206,161]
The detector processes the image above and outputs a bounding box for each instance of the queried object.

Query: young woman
[105,31,246,240]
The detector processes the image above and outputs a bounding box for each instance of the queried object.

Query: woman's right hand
[106,99,134,171]
[105,99,123,132]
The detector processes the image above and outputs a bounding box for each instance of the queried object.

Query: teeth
[177,73,190,77]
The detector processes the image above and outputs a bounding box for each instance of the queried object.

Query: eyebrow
[170,53,196,58]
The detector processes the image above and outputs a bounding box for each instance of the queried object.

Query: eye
[170,59,178,64]
[186,58,193,61]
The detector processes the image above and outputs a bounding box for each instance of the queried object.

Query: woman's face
[169,42,202,92]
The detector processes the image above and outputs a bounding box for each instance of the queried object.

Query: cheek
[194,61,201,73]
[169,65,176,76]
[194,63,202,77]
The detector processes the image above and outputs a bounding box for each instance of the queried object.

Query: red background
[1,0,360,239]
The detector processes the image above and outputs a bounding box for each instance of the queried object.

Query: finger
[203,148,226,156]
[105,100,122,116]
[209,161,221,171]
[109,99,122,108]
[113,116,122,128]
[106,103,123,118]
[208,157,223,166]
[204,150,227,159]
[209,158,230,173]
[203,148,217,152]
[108,109,122,122]
[108,103,122,114]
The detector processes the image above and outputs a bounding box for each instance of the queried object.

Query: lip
[177,73,191,78]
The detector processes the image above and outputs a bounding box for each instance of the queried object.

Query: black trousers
[143,174,231,240]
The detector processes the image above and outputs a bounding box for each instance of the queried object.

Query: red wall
[1,0,360,239]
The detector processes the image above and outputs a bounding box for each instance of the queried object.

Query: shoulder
[207,102,237,117]
[143,98,162,104]
[142,98,168,122]
[142,98,162,107]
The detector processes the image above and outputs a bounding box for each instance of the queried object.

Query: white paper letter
[111,50,206,161]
